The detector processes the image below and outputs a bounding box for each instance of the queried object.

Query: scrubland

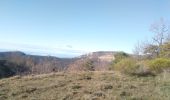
[0,71,170,100]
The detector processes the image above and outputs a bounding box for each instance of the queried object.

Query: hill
[68,51,116,71]
[0,71,170,100]
[0,51,74,78]
[80,51,116,61]
[0,51,118,78]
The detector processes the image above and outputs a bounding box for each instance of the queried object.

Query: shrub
[113,52,129,64]
[110,52,129,70]
[82,59,95,71]
[0,60,15,78]
[132,61,155,76]
[72,85,82,89]
[79,73,92,80]
[114,58,154,76]
[114,58,137,74]
[148,58,170,73]
[101,84,113,90]
[160,41,170,58]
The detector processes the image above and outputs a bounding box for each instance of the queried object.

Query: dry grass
[0,71,170,100]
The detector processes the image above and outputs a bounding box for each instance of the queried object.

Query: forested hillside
[0,51,116,78]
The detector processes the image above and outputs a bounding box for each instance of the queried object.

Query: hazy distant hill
[0,51,117,78]
[0,51,74,78]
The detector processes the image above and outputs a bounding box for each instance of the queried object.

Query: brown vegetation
[0,71,170,100]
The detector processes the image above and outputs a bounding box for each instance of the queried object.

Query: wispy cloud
[0,42,89,57]
[66,45,73,49]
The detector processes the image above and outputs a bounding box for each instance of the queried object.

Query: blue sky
[0,0,170,57]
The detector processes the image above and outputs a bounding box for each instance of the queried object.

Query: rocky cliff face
[68,51,116,71]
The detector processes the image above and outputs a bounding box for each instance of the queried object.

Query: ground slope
[0,71,170,100]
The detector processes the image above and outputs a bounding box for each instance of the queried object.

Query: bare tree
[150,18,170,56]
[133,39,152,59]
[133,41,142,56]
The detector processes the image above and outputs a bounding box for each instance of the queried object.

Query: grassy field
[0,71,170,100]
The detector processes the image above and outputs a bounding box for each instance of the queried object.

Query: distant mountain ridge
[0,51,119,78]
[0,51,74,78]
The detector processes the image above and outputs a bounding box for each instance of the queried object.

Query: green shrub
[148,58,170,73]
[110,52,129,70]
[114,58,137,74]
[114,58,154,76]
[113,52,129,64]
[132,61,155,76]
[160,42,170,58]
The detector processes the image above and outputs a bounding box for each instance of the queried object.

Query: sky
[0,0,170,57]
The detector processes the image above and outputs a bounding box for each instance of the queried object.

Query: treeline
[0,51,73,78]
[110,18,170,76]
[0,60,28,78]
[0,51,113,78]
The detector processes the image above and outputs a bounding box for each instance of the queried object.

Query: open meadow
[0,71,170,100]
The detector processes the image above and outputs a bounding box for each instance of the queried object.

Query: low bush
[101,84,113,90]
[72,85,82,89]
[110,52,130,70]
[83,60,95,71]
[114,58,137,74]
[114,58,154,76]
[148,58,170,73]
[112,52,129,64]
[132,61,155,76]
